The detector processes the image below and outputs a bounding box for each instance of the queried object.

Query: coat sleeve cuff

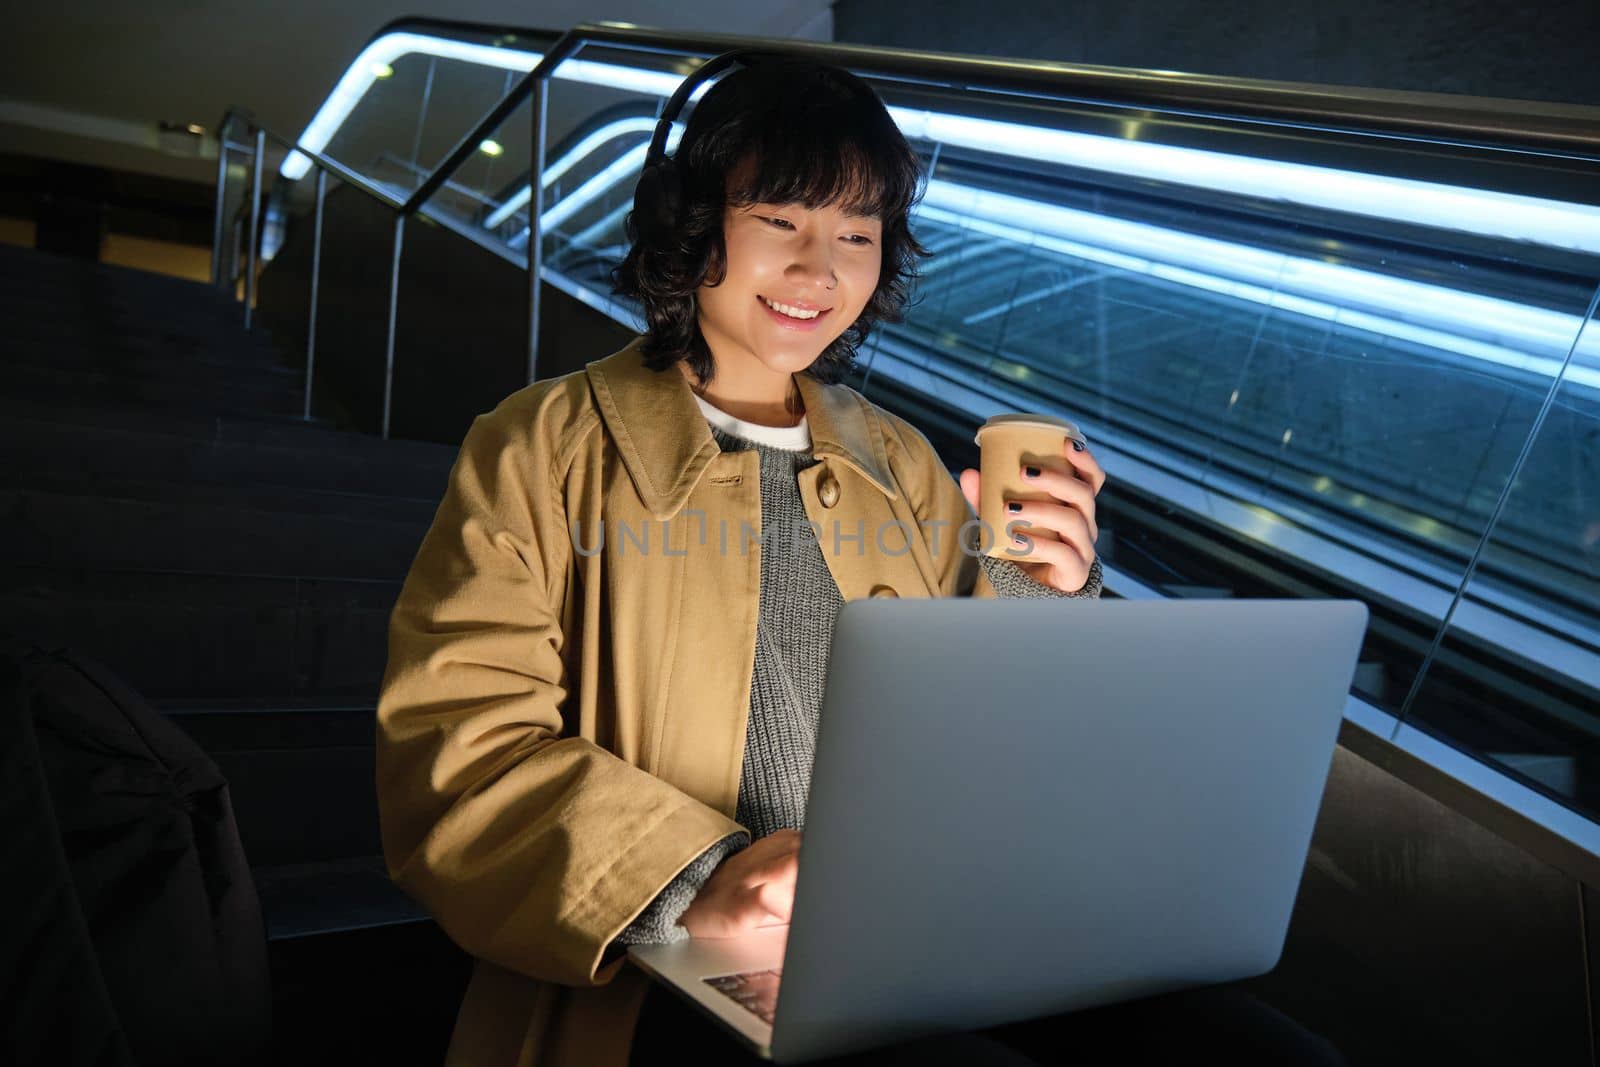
[980,554,1102,599]
[565,799,749,984]
[610,831,750,950]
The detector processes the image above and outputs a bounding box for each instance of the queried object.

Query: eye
[761,215,796,230]
[843,234,875,246]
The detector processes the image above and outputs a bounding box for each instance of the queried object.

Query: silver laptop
[628,597,1368,1064]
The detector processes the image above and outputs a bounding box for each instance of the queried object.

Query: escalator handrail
[377,16,1600,162]
[403,33,582,215]
[228,18,1600,251]
[218,107,408,212]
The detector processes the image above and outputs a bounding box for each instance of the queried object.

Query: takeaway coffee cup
[973,413,1087,559]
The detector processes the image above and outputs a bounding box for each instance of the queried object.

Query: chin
[759,343,832,374]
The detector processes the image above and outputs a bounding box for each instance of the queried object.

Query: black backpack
[1,637,271,1066]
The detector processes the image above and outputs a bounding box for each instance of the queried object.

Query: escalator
[235,20,1600,825]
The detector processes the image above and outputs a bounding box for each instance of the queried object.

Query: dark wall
[0,151,215,259]
[835,0,1600,105]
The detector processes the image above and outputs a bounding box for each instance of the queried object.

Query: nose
[786,230,837,292]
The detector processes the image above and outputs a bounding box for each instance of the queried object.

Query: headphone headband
[643,48,783,170]
[629,48,788,249]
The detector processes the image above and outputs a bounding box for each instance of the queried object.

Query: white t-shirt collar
[691,390,812,452]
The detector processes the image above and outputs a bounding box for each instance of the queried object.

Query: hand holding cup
[958,414,1105,594]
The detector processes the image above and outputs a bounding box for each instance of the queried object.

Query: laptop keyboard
[703,968,782,1025]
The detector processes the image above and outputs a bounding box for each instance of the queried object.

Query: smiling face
[695,180,884,383]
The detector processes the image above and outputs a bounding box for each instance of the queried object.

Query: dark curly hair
[610,55,932,394]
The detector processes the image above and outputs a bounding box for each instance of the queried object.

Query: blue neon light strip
[516,120,1600,392]
[284,30,1600,258]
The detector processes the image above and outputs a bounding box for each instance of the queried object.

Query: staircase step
[1,480,433,578]
[2,244,480,904]
[0,393,459,467]
[165,701,388,869]
[5,358,303,408]
[0,243,233,307]
[5,368,307,419]
[0,415,452,501]
[0,564,399,701]
[0,250,288,372]
[2,324,302,381]
[0,279,245,315]
[3,469,439,521]
[155,701,383,871]
[208,742,382,867]
[253,855,426,941]
[265,918,469,1066]
[162,698,377,751]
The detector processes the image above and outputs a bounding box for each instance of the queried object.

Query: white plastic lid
[973,412,1083,446]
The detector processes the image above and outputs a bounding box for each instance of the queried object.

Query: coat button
[869,584,899,598]
[818,473,841,508]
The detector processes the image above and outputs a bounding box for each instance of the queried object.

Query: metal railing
[213,106,423,438]
[211,19,1600,441]
[209,17,1600,885]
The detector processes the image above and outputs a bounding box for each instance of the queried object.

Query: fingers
[1006,476,1098,547]
[734,830,801,887]
[1005,511,1095,572]
[740,848,800,889]
[1006,526,1094,592]
[753,879,795,922]
[686,830,802,939]
[1060,435,1106,493]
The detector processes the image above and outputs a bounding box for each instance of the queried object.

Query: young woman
[377,53,1337,1067]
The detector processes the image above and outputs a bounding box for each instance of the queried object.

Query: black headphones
[629,48,783,246]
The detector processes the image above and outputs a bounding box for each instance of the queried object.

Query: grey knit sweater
[611,412,1102,949]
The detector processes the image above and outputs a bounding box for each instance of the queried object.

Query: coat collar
[585,337,899,520]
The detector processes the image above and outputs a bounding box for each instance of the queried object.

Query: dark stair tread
[215,745,383,868]
[167,701,378,751]
[0,242,234,299]
[252,855,426,941]
[6,374,308,419]
[0,468,441,518]
[0,393,459,465]
[5,359,304,401]
[264,919,470,1064]
[2,485,431,580]
[0,561,402,601]
[0,419,453,500]
[1,336,304,382]
[159,695,378,714]
[2,579,395,704]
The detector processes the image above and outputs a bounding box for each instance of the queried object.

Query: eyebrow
[750,203,881,223]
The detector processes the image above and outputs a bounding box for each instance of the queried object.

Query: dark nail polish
[1024,465,1040,478]
[1071,439,1086,452]
[1007,501,1022,513]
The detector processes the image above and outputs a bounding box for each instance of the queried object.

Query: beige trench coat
[376,335,1010,1067]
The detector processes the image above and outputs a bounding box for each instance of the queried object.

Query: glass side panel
[511,55,1600,787]
[255,184,396,436]
[413,89,536,246]
[319,50,526,199]
[267,29,1600,821]
[216,115,254,298]
[875,95,1600,724]
[387,41,688,274]
[1403,293,1600,816]
[526,44,688,287]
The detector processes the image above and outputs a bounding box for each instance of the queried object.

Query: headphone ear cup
[632,158,683,245]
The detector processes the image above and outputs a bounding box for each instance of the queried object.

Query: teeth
[762,296,822,320]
